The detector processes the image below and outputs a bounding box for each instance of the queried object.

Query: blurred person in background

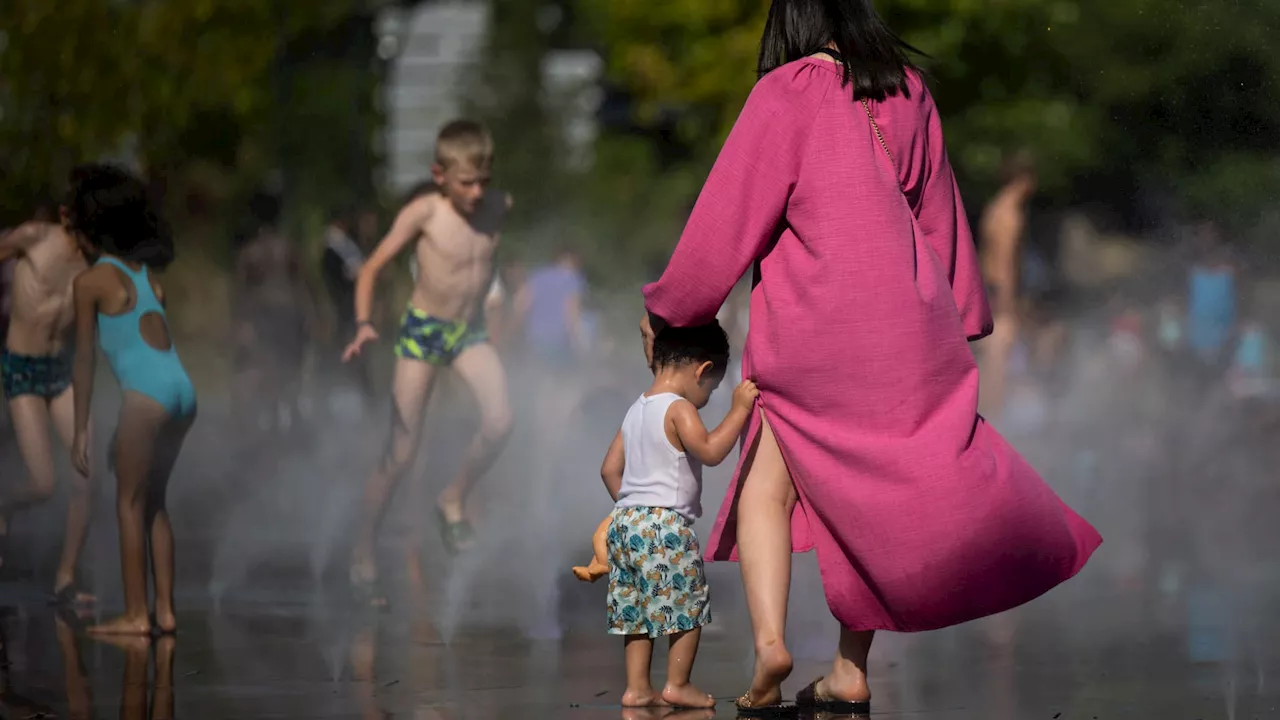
[1185,221,1239,392]
[639,2,1099,712]
[232,191,317,440]
[977,151,1037,423]
[322,208,373,398]
[511,245,589,636]
[0,199,96,605]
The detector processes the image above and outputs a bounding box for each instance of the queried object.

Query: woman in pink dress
[639,0,1102,715]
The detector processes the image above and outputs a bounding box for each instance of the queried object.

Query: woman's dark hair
[758,0,921,102]
[653,321,731,376]
[65,164,174,269]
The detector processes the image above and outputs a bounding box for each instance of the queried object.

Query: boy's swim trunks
[1,349,71,400]
[394,305,488,366]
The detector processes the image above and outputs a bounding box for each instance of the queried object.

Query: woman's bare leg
[736,415,797,705]
[814,628,874,703]
[147,411,195,634]
[90,394,166,635]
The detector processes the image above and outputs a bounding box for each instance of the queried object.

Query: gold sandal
[734,690,797,717]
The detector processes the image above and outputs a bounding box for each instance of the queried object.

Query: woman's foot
[741,641,793,706]
[815,673,870,703]
[661,682,715,708]
[88,614,151,636]
[620,687,667,707]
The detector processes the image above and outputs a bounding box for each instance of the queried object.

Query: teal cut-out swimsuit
[96,258,197,418]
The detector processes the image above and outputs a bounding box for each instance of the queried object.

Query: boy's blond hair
[435,119,494,171]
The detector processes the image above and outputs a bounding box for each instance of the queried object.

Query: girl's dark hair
[653,322,731,375]
[758,0,921,102]
[65,164,173,269]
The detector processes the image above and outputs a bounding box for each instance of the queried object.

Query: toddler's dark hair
[65,164,173,269]
[652,321,731,375]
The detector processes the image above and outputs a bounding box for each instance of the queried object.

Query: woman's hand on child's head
[732,379,759,411]
[71,432,90,477]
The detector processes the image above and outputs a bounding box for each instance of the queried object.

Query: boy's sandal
[435,507,475,556]
[734,691,799,717]
[350,580,389,611]
[795,677,871,715]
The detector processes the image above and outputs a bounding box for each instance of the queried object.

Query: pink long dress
[642,57,1102,633]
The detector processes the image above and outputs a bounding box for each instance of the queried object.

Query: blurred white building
[378,0,601,194]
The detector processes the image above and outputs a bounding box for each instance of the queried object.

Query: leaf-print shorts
[606,506,712,638]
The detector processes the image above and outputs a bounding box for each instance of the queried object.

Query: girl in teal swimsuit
[65,164,197,636]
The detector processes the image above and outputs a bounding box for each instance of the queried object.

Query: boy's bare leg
[0,396,59,569]
[351,357,437,594]
[622,634,662,707]
[662,628,715,708]
[49,387,94,602]
[435,343,512,550]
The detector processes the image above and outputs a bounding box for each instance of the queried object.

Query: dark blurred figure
[322,208,374,397]
[232,191,316,439]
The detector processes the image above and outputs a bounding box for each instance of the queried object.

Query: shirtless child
[0,217,94,604]
[977,151,1037,423]
[343,120,513,604]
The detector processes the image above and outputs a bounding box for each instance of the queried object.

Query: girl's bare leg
[90,394,166,635]
[147,411,195,634]
[736,415,797,706]
[153,635,176,720]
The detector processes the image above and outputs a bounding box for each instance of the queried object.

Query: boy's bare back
[407,190,511,321]
[2,222,86,355]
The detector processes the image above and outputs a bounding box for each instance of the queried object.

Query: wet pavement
[0,547,1277,720]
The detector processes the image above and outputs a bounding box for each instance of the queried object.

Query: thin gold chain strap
[861,98,892,162]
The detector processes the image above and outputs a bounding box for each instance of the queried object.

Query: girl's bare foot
[661,682,715,708]
[90,633,152,653]
[153,610,177,635]
[88,614,151,636]
[743,641,793,706]
[620,687,668,707]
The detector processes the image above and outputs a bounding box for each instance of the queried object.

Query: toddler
[599,321,757,708]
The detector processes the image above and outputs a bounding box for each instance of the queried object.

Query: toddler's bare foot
[621,687,667,707]
[661,682,715,708]
[88,615,152,637]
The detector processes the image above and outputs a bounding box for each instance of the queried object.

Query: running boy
[68,164,197,635]
[343,120,513,604]
[0,207,95,604]
[600,321,758,709]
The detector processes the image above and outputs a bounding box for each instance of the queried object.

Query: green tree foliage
[0,0,372,222]
[583,0,1280,224]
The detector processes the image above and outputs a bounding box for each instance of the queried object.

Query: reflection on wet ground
[0,551,1276,720]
